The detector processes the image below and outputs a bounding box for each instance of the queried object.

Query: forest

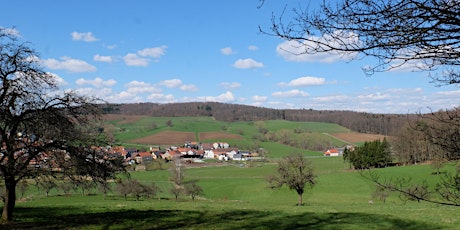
[100,102,411,136]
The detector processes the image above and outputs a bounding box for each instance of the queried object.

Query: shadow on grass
[1,207,444,230]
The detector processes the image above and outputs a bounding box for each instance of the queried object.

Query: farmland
[3,116,459,229]
[105,115,377,151]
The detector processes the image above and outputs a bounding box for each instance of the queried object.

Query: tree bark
[298,193,303,206]
[2,178,17,221]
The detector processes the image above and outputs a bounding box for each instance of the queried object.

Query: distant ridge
[99,102,412,136]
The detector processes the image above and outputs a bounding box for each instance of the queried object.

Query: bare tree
[35,176,57,197]
[267,153,316,206]
[146,182,162,200]
[184,180,203,202]
[0,28,125,221]
[17,180,29,200]
[170,157,184,186]
[264,0,460,85]
[115,180,130,201]
[264,0,460,207]
[414,108,460,161]
[169,186,183,201]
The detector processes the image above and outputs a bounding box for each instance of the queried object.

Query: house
[203,149,215,159]
[163,149,182,160]
[233,153,245,161]
[133,151,153,164]
[324,148,341,157]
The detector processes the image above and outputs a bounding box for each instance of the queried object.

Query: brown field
[330,132,387,143]
[129,131,243,146]
[199,132,243,141]
[129,131,195,145]
[102,114,145,125]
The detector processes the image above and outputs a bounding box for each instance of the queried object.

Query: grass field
[2,116,457,229]
[106,116,383,152]
[6,157,459,229]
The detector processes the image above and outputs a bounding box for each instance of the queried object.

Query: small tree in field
[184,180,203,202]
[17,180,29,200]
[115,180,130,201]
[146,182,162,200]
[35,177,57,197]
[267,153,316,206]
[169,186,183,201]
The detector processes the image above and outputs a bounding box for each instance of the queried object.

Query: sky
[1,0,459,114]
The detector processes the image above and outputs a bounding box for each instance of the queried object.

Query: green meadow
[4,117,459,229]
[8,158,459,229]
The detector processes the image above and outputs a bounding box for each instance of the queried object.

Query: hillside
[100,102,411,136]
[103,115,385,155]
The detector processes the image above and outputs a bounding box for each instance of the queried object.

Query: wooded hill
[100,102,413,136]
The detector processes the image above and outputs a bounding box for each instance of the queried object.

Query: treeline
[100,102,410,135]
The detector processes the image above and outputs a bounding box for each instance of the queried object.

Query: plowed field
[129,131,243,145]
[199,132,243,141]
[129,131,195,145]
[103,114,145,124]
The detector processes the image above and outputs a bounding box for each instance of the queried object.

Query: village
[108,141,261,168]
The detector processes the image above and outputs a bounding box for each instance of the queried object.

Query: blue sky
[2,0,459,114]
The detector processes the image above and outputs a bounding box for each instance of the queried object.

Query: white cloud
[357,92,391,101]
[71,31,98,42]
[47,72,68,86]
[106,91,143,103]
[147,93,176,102]
[74,87,113,99]
[123,53,149,66]
[277,31,358,63]
[248,45,259,51]
[75,77,117,88]
[252,95,267,102]
[158,78,197,91]
[435,89,460,97]
[125,81,160,94]
[1,27,20,36]
[122,46,167,66]
[106,44,117,50]
[272,89,309,97]
[180,84,198,92]
[138,46,167,58]
[388,58,430,72]
[159,79,182,88]
[233,58,264,69]
[313,94,349,102]
[279,76,326,87]
[221,82,241,90]
[42,57,96,72]
[221,47,235,55]
[197,91,235,102]
[94,54,113,63]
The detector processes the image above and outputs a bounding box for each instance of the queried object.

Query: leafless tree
[263,0,460,207]
[365,171,459,206]
[170,157,184,186]
[169,186,183,201]
[184,180,203,202]
[414,108,460,161]
[0,28,125,221]
[264,0,460,85]
[267,153,316,206]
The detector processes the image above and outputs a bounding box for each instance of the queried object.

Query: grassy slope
[109,116,352,154]
[12,158,459,229]
[6,117,457,229]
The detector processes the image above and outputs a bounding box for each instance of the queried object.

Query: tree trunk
[297,192,303,206]
[2,178,17,221]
